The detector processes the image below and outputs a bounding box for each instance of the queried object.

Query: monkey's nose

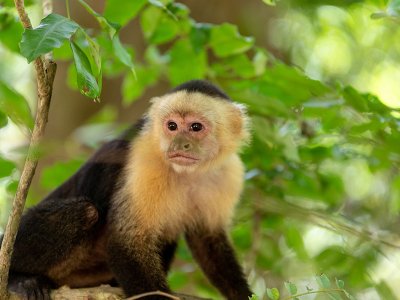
[183,143,191,150]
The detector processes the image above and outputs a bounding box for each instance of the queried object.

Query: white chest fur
[122,153,245,239]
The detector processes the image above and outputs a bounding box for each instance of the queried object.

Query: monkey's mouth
[168,152,200,165]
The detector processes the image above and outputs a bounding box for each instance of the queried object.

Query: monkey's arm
[11,197,98,273]
[185,229,252,300]
[107,233,172,299]
[8,197,99,298]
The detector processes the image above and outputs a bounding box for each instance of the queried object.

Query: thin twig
[66,0,71,19]
[282,288,350,300]
[126,291,180,300]
[0,0,56,298]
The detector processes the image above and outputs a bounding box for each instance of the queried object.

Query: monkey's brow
[161,105,199,118]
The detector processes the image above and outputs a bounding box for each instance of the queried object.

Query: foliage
[269,0,400,108]
[20,13,79,62]
[1,0,400,299]
[250,274,354,300]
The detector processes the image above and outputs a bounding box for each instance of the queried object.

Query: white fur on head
[147,90,250,172]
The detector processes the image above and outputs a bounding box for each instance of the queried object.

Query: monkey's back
[41,122,145,220]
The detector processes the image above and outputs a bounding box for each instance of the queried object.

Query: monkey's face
[161,112,219,169]
[148,90,250,173]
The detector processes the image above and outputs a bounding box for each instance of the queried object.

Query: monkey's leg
[185,229,253,300]
[158,240,178,273]
[8,197,99,300]
[107,233,172,299]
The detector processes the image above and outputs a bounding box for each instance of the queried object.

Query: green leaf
[70,41,101,101]
[167,2,190,18]
[1,0,34,7]
[40,158,84,190]
[0,111,8,128]
[168,270,189,290]
[66,62,78,90]
[78,0,119,37]
[112,35,136,76]
[253,48,268,76]
[87,36,102,93]
[190,23,212,53]
[228,80,293,117]
[262,0,277,5]
[342,86,368,112]
[6,180,18,195]
[140,5,179,45]
[213,54,256,78]
[0,81,33,128]
[81,31,102,82]
[0,157,15,178]
[364,93,391,114]
[148,0,167,9]
[144,45,167,65]
[388,0,400,17]
[231,223,253,250]
[316,274,331,289]
[284,282,297,295]
[261,63,330,105]
[284,225,308,260]
[148,0,178,21]
[210,23,254,57]
[335,278,345,289]
[266,287,280,300]
[167,39,207,86]
[0,11,24,53]
[140,6,162,41]
[79,0,136,82]
[103,0,147,26]
[375,281,397,300]
[122,65,160,105]
[52,40,73,60]
[20,13,79,62]
[78,0,135,76]
[371,11,388,19]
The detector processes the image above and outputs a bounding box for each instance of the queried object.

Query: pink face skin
[163,113,211,166]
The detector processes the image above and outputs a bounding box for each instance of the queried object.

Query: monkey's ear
[230,103,251,144]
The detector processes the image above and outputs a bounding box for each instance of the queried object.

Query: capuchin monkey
[4,80,252,300]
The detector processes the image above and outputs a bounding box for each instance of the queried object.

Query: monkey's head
[147,80,250,173]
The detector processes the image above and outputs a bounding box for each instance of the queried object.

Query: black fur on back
[170,80,231,101]
[40,120,145,224]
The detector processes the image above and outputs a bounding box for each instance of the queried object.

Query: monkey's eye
[190,123,203,132]
[167,121,178,131]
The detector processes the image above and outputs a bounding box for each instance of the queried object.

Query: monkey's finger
[42,288,52,300]
[26,289,37,300]
[16,282,30,300]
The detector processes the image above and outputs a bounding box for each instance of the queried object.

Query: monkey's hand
[8,273,54,300]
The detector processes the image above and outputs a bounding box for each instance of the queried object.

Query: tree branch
[255,196,400,249]
[0,0,56,298]
[8,286,211,300]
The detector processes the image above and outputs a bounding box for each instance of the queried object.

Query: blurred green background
[1,0,400,299]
